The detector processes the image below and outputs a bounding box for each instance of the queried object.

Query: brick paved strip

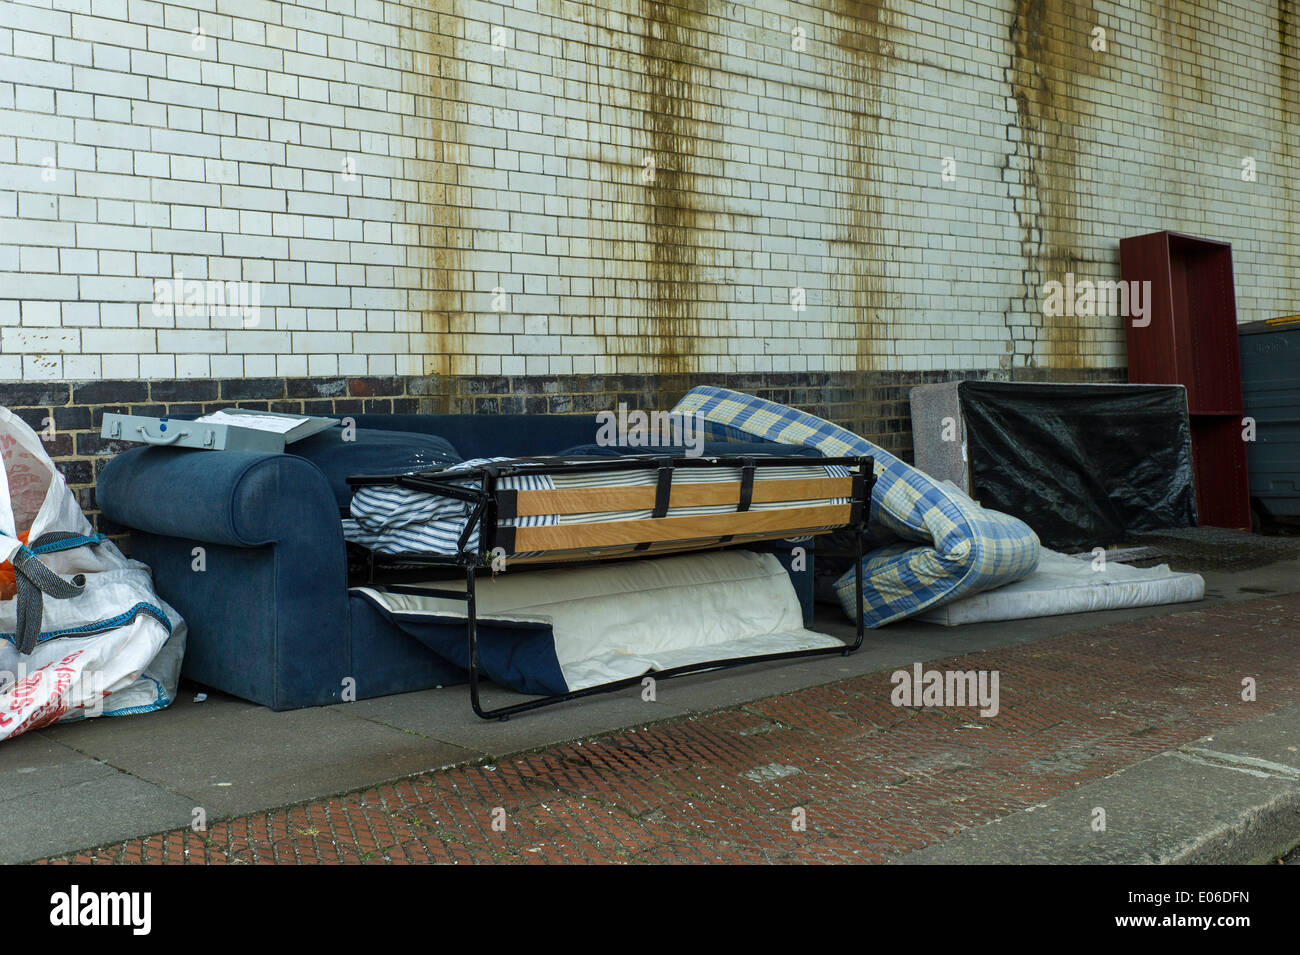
[40,595,1300,864]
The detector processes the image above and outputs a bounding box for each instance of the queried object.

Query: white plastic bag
[0,407,185,739]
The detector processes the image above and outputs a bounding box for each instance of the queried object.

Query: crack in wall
[1006,0,1103,371]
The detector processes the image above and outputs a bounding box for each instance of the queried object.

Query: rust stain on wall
[1282,3,1297,117]
[575,0,729,377]
[1281,2,1297,108]
[1279,2,1300,282]
[1008,0,1102,369]
[829,0,892,372]
[1147,1,1299,320]
[637,0,717,376]
[1152,0,1220,229]
[402,0,469,378]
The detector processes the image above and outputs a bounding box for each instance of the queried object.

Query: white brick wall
[0,0,1297,381]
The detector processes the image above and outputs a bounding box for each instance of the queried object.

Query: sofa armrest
[98,447,355,710]
[98,447,343,550]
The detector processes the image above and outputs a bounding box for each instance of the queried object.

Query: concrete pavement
[897,703,1300,864]
[14,558,1300,864]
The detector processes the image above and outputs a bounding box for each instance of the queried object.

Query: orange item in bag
[0,531,32,601]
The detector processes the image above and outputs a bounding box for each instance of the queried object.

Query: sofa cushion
[288,427,463,507]
[671,386,1041,627]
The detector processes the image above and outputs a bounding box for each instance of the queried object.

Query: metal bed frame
[348,453,876,720]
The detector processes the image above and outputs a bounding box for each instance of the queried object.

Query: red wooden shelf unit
[1119,230,1250,529]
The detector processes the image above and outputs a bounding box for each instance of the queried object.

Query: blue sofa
[97,414,820,710]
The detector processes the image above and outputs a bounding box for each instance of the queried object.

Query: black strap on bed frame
[634,456,675,551]
[718,456,757,545]
[737,457,756,512]
[651,456,674,518]
[849,471,869,525]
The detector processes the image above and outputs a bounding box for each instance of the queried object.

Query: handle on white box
[135,425,190,446]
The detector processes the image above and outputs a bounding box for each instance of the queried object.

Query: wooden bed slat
[509,503,852,553]
[508,476,853,516]
[503,528,835,564]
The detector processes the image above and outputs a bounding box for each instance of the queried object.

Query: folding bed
[346,452,875,719]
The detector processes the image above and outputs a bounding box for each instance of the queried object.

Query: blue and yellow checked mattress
[670,387,1041,627]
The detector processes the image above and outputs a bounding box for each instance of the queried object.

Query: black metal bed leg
[846,460,870,654]
[466,565,508,721]
[846,523,866,654]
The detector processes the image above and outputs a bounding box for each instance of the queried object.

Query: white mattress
[915,548,1205,626]
[355,550,842,690]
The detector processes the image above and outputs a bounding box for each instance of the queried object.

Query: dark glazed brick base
[0,367,1124,532]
